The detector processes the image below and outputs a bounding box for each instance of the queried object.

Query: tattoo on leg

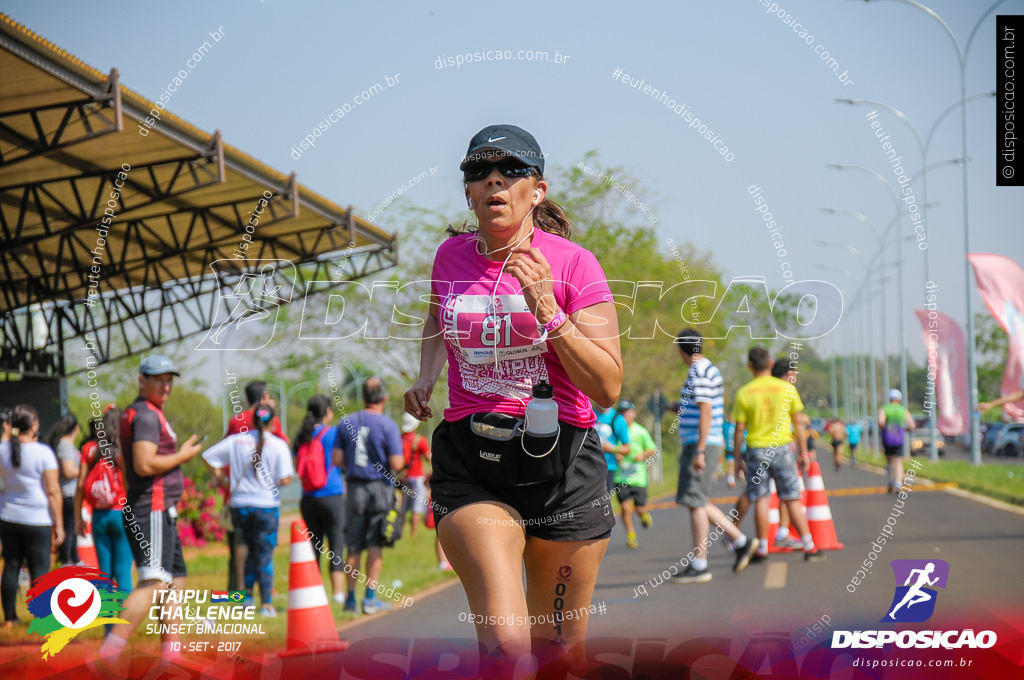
[552,566,571,645]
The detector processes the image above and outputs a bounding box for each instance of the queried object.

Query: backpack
[297,427,330,492]
[403,434,426,471]
[881,417,905,448]
[81,442,121,509]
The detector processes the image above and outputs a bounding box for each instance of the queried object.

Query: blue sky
[6,0,1021,365]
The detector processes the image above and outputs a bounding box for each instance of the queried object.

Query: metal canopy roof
[0,14,398,376]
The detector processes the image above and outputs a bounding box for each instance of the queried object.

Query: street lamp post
[835,95,993,461]
[827,163,911,456]
[820,209,891,399]
[861,0,1011,464]
[816,260,896,454]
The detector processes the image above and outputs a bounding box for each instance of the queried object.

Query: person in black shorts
[337,378,404,615]
[404,125,621,668]
[96,355,202,666]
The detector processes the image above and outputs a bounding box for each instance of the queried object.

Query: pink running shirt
[431,228,613,428]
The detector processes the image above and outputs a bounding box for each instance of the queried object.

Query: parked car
[982,422,1009,455]
[910,418,945,456]
[994,423,1024,458]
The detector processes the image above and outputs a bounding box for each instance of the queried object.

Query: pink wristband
[541,308,567,334]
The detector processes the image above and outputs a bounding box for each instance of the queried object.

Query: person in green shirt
[614,401,657,549]
[878,389,915,493]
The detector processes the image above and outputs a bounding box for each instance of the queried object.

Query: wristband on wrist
[541,308,567,333]
[534,308,567,344]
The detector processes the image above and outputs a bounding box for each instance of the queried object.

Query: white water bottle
[525,380,559,435]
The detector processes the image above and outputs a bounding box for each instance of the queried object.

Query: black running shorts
[430,418,615,542]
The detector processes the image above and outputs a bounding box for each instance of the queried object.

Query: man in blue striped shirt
[671,329,758,584]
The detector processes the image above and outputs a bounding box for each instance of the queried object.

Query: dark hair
[251,404,275,472]
[675,329,703,356]
[45,413,79,452]
[771,359,791,380]
[85,407,122,473]
[293,395,331,450]
[244,381,268,407]
[362,376,387,406]
[9,404,38,469]
[448,172,572,241]
[748,346,773,372]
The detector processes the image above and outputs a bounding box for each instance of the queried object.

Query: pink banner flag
[915,309,969,435]
[967,253,1024,420]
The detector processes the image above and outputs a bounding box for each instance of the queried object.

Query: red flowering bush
[177,477,224,547]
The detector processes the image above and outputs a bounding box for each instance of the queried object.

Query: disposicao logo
[832,559,997,650]
[884,559,949,623]
[27,565,128,659]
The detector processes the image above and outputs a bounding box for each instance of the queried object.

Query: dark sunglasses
[463,159,537,182]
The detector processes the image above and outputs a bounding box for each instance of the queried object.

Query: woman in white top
[203,405,293,616]
[0,404,64,626]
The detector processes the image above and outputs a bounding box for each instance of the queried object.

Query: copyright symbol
[1003,165,1015,179]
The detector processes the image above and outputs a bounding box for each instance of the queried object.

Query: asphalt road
[337,457,1024,663]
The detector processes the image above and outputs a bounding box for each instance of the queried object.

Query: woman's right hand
[52,524,65,547]
[75,518,87,538]
[404,379,435,420]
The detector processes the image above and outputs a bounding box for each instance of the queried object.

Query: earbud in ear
[468,197,474,210]
[533,190,541,204]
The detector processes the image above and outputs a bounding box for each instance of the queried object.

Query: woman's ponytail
[292,395,331,450]
[9,404,38,469]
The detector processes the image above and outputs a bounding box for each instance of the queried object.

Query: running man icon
[888,563,938,619]
[196,260,295,351]
[883,559,949,623]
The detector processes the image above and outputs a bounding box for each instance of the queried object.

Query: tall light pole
[826,164,908,452]
[834,96,992,461]
[820,209,891,399]
[816,242,872,424]
[860,0,1011,464]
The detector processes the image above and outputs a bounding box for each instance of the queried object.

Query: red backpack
[297,427,330,492]
[80,441,123,509]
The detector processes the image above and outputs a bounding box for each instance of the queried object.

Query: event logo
[26,565,128,659]
[833,558,995,650]
[196,260,296,351]
[884,559,949,623]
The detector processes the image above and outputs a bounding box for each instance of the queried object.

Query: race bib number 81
[449,294,548,365]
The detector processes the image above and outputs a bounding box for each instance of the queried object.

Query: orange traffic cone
[284,520,346,652]
[269,521,348,676]
[804,460,844,551]
[78,504,99,568]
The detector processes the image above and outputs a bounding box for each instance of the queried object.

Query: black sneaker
[671,565,712,584]
[732,537,760,573]
[804,549,827,563]
[749,553,769,565]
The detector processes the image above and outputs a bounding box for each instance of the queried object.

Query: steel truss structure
[0,14,398,377]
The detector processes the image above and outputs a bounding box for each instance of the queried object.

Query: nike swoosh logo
[487,136,506,142]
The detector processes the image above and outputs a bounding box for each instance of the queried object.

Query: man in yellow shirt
[732,347,825,563]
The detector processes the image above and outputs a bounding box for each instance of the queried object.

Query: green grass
[0,512,456,654]
[855,449,1024,506]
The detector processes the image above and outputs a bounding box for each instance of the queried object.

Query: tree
[975,311,1010,418]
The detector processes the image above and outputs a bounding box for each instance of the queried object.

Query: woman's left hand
[503,245,558,325]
